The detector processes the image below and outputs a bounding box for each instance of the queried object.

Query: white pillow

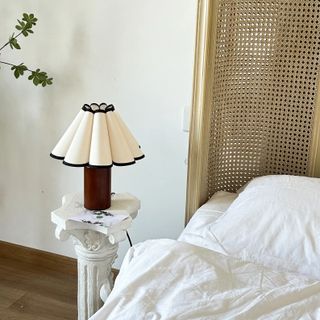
[209,175,320,279]
[178,191,237,248]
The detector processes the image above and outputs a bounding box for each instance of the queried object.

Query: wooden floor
[0,255,77,320]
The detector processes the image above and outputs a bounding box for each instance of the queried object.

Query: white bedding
[178,191,238,249]
[90,240,320,320]
[207,176,320,280]
[90,180,320,320]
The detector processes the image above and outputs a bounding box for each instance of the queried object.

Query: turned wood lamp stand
[84,167,112,210]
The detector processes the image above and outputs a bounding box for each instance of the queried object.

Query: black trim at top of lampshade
[82,103,115,114]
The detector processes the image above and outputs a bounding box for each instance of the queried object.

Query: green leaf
[33,77,40,85]
[24,22,32,29]
[9,36,21,50]
[10,63,28,79]
[13,40,20,49]
[14,69,20,78]
[18,64,27,73]
[9,35,14,49]
[22,13,37,27]
[38,72,47,80]
[9,64,54,87]
[16,19,25,30]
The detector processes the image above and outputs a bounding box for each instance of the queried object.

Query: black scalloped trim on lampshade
[62,160,89,167]
[113,160,136,167]
[50,154,145,168]
[112,155,145,167]
[51,155,145,168]
[82,103,115,114]
[50,153,65,160]
[134,154,145,161]
[86,164,113,168]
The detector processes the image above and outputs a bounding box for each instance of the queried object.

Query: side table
[51,192,140,320]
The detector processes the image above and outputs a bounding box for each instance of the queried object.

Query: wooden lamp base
[84,167,111,210]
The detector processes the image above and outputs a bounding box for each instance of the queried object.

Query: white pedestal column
[72,230,118,320]
[51,193,140,320]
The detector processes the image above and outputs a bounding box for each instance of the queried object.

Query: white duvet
[90,239,320,320]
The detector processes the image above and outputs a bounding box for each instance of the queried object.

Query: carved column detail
[72,230,118,320]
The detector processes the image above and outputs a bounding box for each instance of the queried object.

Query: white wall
[0,0,197,267]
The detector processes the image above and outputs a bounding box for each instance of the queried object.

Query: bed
[90,175,320,319]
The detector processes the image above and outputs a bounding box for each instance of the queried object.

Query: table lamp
[50,102,144,210]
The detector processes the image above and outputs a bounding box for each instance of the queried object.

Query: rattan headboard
[186,0,320,223]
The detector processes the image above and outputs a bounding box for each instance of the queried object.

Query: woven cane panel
[208,0,320,196]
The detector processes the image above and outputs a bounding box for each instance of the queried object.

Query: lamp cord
[126,231,133,247]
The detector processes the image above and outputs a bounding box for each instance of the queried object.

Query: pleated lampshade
[50,103,144,167]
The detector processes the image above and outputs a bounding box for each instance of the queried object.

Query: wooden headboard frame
[185,0,320,224]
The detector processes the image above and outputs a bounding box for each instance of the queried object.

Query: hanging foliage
[0,13,53,87]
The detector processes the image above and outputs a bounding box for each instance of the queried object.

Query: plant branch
[0,60,14,67]
[0,60,53,86]
[0,13,53,86]
[0,31,23,52]
[0,60,32,72]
